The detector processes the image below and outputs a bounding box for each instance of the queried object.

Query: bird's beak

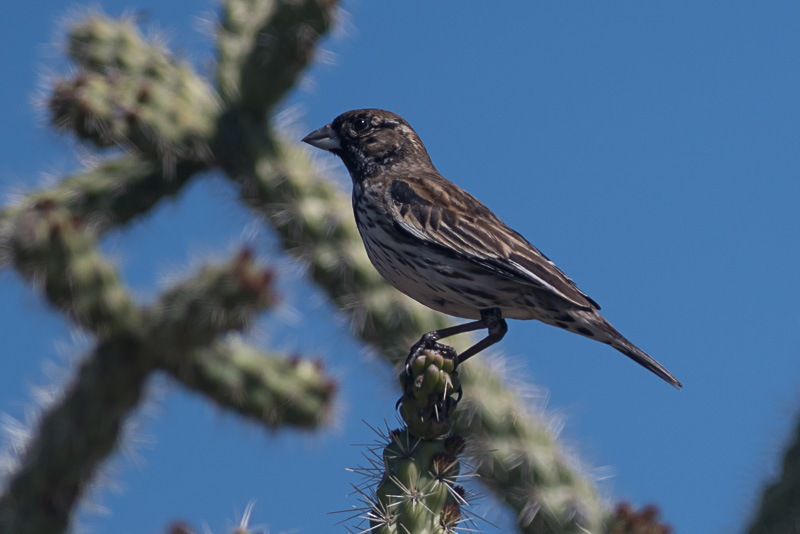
[302,124,341,151]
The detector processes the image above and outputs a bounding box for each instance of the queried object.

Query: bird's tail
[572,310,683,389]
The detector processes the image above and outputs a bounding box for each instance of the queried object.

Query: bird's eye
[352,118,370,134]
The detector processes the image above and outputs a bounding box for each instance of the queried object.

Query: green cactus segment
[398,348,461,440]
[9,200,137,333]
[369,428,467,534]
[0,337,150,534]
[68,15,167,73]
[0,248,281,534]
[8,208,275,342]
[38,156,202,230]
[144,248,277,346]
[0,157,204,265]
[745,418,800,534]
[148,251,337,429]
[217,0,339,115]
[51,15,217,160]
[216,0,286,104]
[160,339,335,428]
[453,365,604,534]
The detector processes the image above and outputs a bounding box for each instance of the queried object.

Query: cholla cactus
[399,348,462,440]
[49,16,217,161]
[350,348,467,534]
[0,3,340,533]
[368,428,467,534]
[17,2,800,534]
[0,2,608,531]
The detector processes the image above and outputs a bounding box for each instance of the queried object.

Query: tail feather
[611,337,682,389]
[569,310,682,389]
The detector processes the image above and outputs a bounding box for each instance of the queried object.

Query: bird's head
[302,109,433,178]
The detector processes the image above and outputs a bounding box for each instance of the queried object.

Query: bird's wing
[386,174,600,310]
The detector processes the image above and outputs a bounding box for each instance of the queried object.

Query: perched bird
[303,109,681,389]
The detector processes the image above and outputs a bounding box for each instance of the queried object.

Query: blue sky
[2,2,799,533]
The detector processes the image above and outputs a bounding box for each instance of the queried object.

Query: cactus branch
[217,0,338,115]
[0,245,291,534]
[53,15,218,162]
[0,157,204,247]
[0,337,150,534]
[160,339,335,428]
[456,366,604,533]
[9,201,137,333]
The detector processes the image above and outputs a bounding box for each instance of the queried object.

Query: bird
[302,109,682,389]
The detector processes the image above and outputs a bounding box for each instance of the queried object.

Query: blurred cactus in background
[2,2,796,534]
[0,2,341,533]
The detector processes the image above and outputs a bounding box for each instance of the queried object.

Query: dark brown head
[302,109,433,179]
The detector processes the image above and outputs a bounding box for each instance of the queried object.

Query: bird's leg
[404,308,508,374]
[455,308,508,365]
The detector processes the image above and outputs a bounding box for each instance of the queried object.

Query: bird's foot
[397,338,462,437]
[404,334,459,376]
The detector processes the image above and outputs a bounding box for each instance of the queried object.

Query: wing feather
[387,174,600,310]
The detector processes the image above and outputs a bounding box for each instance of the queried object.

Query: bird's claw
[404,337,459,376]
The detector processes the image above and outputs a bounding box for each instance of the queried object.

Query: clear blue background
[2,2,799,533]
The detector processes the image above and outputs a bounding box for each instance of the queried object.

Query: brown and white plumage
[303,109,682,389]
